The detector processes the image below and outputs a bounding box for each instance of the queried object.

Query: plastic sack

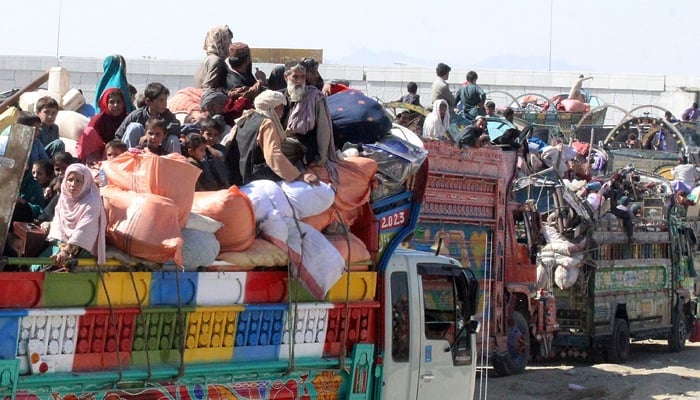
[217,238,289,269]
[279,180,335,219]
[239,179,293,221]
[191,186,256,252]
[263,217,345,300]
[325,232,371,264]
[185,212,223,233]
[301,208,336,232]
[558,99,590,113]
[308,156,378,226]
[536,264,550,290]
[102,152,201,227]
[181,228,220,271]
[554,264,580,290]
[101,186,183,265]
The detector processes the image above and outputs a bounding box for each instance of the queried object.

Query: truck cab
[382,250,479,399]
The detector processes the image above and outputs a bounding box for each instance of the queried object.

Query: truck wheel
[668,309,687,352]
[606,318,630,363]
[492,311,530,376]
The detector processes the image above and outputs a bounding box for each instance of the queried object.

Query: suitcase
[12,222,48,257]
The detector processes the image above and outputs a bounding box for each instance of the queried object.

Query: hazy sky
[1,0,698,75]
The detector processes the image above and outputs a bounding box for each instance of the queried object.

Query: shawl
[88,88,127,143]
[48,164,107,264]
[94,55,134,114]
[422,99,450,139]
[286,85,324,135]
[203,25,233,58]
[254,90,287,138]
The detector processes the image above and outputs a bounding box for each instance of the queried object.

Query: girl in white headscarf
[422,99,451,140]
[47,163,106,267]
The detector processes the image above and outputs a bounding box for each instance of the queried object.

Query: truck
[0,122,481,399]
[514,166,698,362]
[408,137,559,376]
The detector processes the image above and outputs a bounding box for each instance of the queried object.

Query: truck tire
[606,318,630,363]
[492,311,530,376]
[668,309,687,352]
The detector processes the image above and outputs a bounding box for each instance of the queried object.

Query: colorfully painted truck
[0,123,481,400]
[515,167,698,362]
[409,140,559,376]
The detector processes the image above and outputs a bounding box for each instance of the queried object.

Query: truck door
[416,264,476,400]
[383,256,477,400]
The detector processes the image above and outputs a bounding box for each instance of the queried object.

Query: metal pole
[56,0,62,65]
[548,0,553,72]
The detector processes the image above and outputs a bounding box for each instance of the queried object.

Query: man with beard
[456,116,488,148]
[280,63,337,168]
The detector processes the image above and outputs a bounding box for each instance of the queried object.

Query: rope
[95,265,124,386]
[332,206,352,372]
[128,269,152,382]
[280,190,306,375]
[174,265,186,380]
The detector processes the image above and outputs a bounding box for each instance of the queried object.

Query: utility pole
[548,0,553,72]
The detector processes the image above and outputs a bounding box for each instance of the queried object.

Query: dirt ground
[477,341,700,400]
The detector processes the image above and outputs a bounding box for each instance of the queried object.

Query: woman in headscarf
[266,65,286,91]
[94,55,134,114]
[228,90,319,186]
[46,164,106,268]
[77,88,127,163]
[422,99,450,140]
[195,25,233,91]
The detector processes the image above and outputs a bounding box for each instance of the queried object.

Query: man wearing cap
[224,42,265,121]
[456,116,487,148]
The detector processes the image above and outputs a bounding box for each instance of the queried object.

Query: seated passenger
[114,82,181,154]
[78,88,128,163]
[422,99,450,141]
[186,133,229,191]
[43,164,106,269]
[134,118,170,155]
[36,96,65,158]
[230,90,322,186]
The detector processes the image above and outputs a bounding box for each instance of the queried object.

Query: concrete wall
[2,55,699,125]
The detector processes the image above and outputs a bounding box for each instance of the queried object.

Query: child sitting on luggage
[186,133,229,191]
[200,117,226,160]
[135,118,169,155]
[31,159,55,203]
[104,139,128,160]
[35,96,65,158]
[114,82,181,153]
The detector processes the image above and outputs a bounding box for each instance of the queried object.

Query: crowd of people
[5,26,700,270]
[2,25,356,270]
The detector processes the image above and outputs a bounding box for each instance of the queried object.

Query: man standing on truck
[455,71,486,121]
[431,63,455,109]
